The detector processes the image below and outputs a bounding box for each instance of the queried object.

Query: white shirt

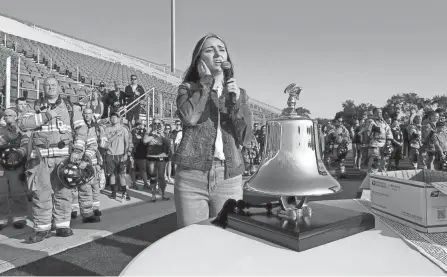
[174,130,182,145]
[213,83,225,160]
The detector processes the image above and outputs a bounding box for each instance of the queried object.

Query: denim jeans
[174,160,243,228]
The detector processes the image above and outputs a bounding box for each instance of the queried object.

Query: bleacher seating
[0,30,178,116]
[0,22,281,123]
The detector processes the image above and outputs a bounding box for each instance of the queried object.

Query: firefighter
[382,139,394,170]
[71,108,105,222]
[248,138,259,175]
[355,117,367,170]
[18,77,88,243]
[407,114,423,169]
[325,114,351,179]
[15,98,34,202]
[322,121,334,162]
[360,110,374,172]
[389,118,403,170]
[0,108,28,230]
[242,134,259,176]
[15,97,34,119]
[433,121,447,171]
[421,111,439,169]
[366,108,396,174]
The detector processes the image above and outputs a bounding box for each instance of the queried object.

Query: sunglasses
[131,78,137,81]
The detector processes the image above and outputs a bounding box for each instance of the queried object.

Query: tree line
[281,93,447,126]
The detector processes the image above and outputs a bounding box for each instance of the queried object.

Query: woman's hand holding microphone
[197,60,240,101]
[226,77,240,102]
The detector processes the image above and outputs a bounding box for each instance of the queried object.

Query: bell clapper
[277,195,312,221]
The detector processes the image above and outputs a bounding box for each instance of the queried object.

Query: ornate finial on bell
[283,83,302,116]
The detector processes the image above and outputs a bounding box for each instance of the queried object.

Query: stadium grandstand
[0,13,281,125]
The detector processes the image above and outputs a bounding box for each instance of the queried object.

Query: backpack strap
[62,97,75,130]
[94,123,102,143]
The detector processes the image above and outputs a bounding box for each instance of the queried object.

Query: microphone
[221,61,233,81]
[221,61,236,106]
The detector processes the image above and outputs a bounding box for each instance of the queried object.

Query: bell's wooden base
[226,201,375,252]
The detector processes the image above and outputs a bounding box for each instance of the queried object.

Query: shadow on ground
[1,214,178,276]
[0,241,101,276]
[1,152,416,276]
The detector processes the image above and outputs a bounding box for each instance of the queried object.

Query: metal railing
[2,53,178,124]
[14,56,90,103]
[1,41,281,122]
[118,87,154,118]
[0,27,282,117]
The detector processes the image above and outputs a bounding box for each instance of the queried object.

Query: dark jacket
[123,85,145,106]
[103,90,122,116]
[172,75,253,179]
[145,133,171,157]
[104,90,121,106]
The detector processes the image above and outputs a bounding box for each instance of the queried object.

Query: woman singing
[172,33,253,228]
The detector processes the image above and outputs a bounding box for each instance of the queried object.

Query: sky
[0,0,446,118]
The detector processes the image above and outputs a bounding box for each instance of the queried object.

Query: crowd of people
[321,107,447,178]
[5,70,446,242]
[0,74,183,244]
[10,31,444,244]
[242,123,266,176]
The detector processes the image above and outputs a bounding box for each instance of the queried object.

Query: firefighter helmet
[0,147,25,170]
[383,143,394,156]
[56,158,95,189]
[337,140,349,159]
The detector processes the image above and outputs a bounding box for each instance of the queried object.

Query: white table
[121,199,445,276]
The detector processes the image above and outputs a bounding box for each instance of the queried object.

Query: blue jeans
[174,160,243,228]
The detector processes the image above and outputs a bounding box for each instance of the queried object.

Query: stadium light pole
[171,0,175,74]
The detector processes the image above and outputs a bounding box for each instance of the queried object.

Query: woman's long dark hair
[183,33,234,83]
